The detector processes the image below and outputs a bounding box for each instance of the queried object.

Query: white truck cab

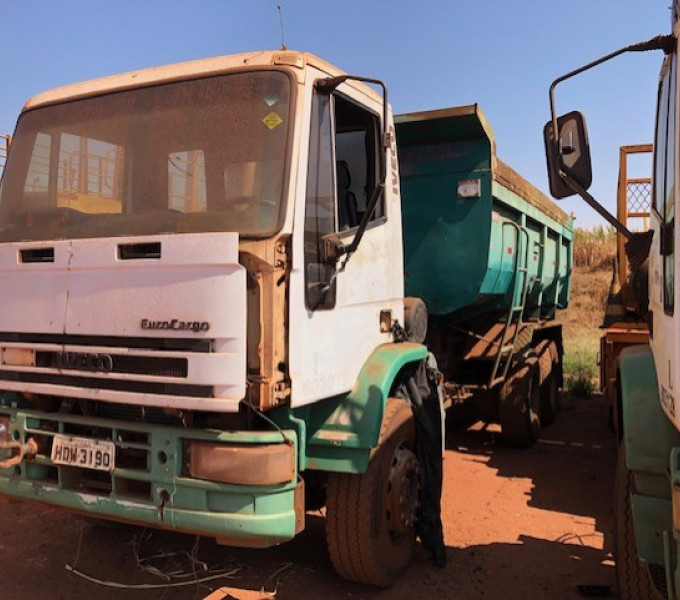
[545,5,680,597]
[0,51,432,587]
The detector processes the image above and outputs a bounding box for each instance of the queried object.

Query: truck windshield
[0,70,292,242]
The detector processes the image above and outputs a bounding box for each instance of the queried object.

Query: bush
[565,361,596,398]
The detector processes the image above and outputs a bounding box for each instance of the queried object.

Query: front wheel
[325,398,420,587]
[614,443,666,599]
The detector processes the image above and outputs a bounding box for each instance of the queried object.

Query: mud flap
[402,354,446,568]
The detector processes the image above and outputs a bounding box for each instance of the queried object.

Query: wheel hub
[385,445,420,537]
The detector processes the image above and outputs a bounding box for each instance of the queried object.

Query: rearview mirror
[544,111,593,199]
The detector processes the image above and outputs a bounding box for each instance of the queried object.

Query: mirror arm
[320,183,386,265]
[559,169,632,239]
[343,183,385,257]
[548,34,674,233]
[549,34,675,144]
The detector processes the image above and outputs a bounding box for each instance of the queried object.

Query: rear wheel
[326,398,420,587]
[499,354,541,448]
[614,443,666,599]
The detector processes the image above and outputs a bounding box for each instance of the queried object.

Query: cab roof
[23,50,382,112]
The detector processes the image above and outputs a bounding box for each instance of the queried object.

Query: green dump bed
[396,105,573,321]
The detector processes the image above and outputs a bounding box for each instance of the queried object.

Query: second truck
[545,3,680,597]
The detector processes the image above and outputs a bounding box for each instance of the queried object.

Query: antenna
[272,1,287,50]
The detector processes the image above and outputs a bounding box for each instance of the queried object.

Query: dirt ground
[0,393,617,600]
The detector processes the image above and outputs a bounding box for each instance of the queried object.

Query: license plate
[51,435,115,472]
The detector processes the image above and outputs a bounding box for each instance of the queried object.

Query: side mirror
[543,111,593,199]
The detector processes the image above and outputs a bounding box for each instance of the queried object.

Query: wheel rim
[385,444,420,538]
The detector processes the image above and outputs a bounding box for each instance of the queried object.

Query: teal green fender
[273,342,427,474]
[619,345,680,580]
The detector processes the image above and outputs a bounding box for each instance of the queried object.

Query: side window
[304,92,336,310]
[333,95,382,231]
[654,61,670,214]
[667,56,677,224]
[664,54,676,313]
[304,89,383,311]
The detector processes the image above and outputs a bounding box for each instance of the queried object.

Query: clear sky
[0,1,671,227]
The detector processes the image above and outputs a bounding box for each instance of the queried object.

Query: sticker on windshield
[263,112,283,130]
[264,93,280,107]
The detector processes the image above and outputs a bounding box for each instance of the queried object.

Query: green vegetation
[558,226,616,398]
[564,353,597,398]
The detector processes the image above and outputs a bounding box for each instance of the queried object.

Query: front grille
[0,332,215,400]
[0,371,212,397]
[0,332,211,353]
[93,402,182,426]
[21,414,154,503]
[35,351,188,378]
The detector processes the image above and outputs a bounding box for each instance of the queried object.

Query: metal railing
[616,144,652,286]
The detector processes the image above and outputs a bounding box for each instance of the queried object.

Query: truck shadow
[446,392,617,553]
[55,514,615,600]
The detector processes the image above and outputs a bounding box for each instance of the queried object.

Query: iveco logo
[55,352,114,373]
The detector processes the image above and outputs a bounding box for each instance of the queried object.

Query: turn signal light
[189,442,295,486]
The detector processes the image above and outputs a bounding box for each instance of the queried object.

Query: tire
[607,404,616,434]
[326,398,419,587]
[499,354,541,448]
[537,341,559,426]
[614,443,666,599]
[539,372,559,426]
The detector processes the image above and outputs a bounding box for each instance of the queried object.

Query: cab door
[288,80,404,407]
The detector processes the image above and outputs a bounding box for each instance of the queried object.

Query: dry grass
[572,226,616,269]
[558,228,616,395]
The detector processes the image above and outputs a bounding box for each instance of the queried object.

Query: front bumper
[0,406,302,548]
